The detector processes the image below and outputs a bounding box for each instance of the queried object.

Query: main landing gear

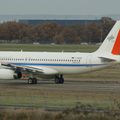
[28,77,37,84]
[55,74,64,84]
[27,74,64,84]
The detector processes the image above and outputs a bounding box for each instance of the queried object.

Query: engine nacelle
[0,69,22,80]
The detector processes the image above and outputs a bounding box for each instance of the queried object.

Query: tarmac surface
[0,79,120,93]
[0,79,120,110]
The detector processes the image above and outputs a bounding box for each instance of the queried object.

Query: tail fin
[96,21,120,55]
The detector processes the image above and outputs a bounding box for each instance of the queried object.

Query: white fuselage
[0,51,110,75]
[0,21,120,81]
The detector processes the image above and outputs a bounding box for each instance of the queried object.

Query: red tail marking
[112,30,120,55]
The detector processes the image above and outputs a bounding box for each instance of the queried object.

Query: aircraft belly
[49,66,91,74]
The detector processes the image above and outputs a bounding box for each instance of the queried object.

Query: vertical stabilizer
[96,21,120,55]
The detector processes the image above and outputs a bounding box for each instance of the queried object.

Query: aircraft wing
[1,63,58,75]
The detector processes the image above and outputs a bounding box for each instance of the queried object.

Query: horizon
[0,14,120,22]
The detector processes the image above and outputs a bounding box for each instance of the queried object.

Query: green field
[0,44,120,120]
[0,44,98,52]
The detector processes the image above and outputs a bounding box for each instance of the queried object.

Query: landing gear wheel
[33,78,37,84]
[60,75,64,84]
[60,78,64,84]
[28,78,37,84]
[55,75,64,84]
[55,77,60,84]
[28,78,32,84]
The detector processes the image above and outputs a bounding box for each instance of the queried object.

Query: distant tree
[87,23,101,43]
[61,27,80,44]
[0,17,115,44]
[33,23,63,43]
[53,34,65,44]
[100,17,115,41]
[0,21,30,43]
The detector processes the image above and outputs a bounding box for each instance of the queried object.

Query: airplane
[0,21,120,84]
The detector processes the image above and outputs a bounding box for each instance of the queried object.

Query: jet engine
[0,68,22,80]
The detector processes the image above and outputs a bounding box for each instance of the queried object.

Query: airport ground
[0,44,120,119]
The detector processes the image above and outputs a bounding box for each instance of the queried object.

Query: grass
[0,79,120,110]
[0,43,98,52]
[0,108,120,120]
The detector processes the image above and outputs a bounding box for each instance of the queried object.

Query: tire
[28,78,32,84]
[59,78,64,84]
[33,78,37,84]
[55,78,59,84]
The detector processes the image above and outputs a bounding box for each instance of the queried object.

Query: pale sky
[0,0,120,15]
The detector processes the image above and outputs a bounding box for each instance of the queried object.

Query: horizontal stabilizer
[99,57,116,63]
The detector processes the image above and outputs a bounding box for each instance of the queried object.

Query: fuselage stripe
[12,63,106,67]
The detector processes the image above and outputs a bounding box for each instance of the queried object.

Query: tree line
[0,17,115,44]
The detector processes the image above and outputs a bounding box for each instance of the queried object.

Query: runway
[0,79,120,93]
[0,79,120,110]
